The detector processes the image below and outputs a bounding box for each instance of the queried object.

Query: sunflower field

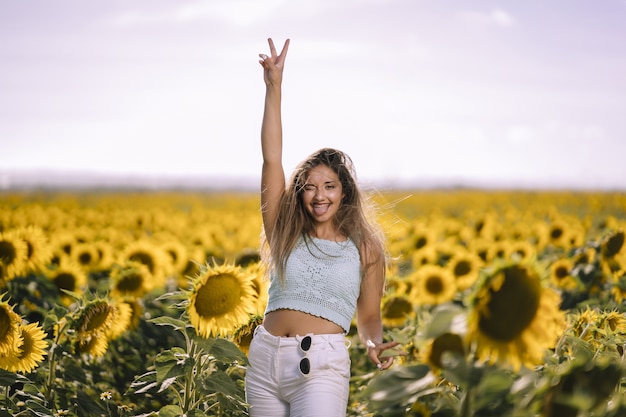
[1,189,626,417]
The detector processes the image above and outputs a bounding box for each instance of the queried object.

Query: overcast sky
[1,0,625,189]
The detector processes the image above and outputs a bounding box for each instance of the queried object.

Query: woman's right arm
[259,38,290,243]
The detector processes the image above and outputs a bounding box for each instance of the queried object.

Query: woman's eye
[304,185,315,191]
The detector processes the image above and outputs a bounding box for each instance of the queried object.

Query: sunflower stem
[459,345,478,417]
[182,339,198,414]
[44,319,69,408]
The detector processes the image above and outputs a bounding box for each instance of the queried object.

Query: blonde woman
[245,38,399,417]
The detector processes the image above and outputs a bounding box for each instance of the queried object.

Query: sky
[1,0,625,190]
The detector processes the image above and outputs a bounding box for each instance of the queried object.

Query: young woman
[245,38,399,417]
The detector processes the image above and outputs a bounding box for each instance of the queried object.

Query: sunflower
[422,332,465,371]
[549,258,578,290]
[408,224,437,252]
[382,296,415,327]
[118,240,168,288]
[409,265,457,306]
[572,246,596,266]
[466,261,566,370]
[0,231,28,279]
[0,296,23,356]
[610,273,626,304]
[569,307,601,348]
[46,260,88,305]
[187,263,257,338]
[106,299,132,340]
[71,242,101,271]
[110,261,154,299]
[411,246,438,269]
[446,251,483,291]
[76,334,109,357]
[232,314,263,355]
[73,299,116,343]
[601,229,625,259]
[598,310,626,334]
[179,245,207,289]
[14,226,53,273]
[0,322,48,373]
[508,240,536,263]
[120,298,143,331]
[487,240,513,262]
[93,240,115,271]
[160,239,189,277]
[569,308,626,353]
[468,238,492,263]
[50,231,77,258]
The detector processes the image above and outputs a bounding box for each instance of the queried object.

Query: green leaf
[0,368,18,386]
[75,390,106,416]
[199,370,241,398]
[361,364,436,409]
[149,316,190,332]
[24,400,54,417]
[158,405,184,417]
[155,347,191,384]
[474,368,514,410]
[423,304,466,339]
[63,357,87,383]
[195,337,246,364]
[129,370,158,394]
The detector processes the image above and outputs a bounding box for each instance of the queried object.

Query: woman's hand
[366,339,404,370]
[259,38,290,87]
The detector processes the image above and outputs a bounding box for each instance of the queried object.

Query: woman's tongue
[313,203,330,216]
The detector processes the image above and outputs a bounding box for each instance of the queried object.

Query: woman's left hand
[366,340,403,370]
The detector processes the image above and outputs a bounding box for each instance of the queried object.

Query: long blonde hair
[261,148,386,284]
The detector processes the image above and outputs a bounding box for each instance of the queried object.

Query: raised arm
[259,38,290,243]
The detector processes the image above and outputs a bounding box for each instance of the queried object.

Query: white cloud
[457,9,516,28]
[108,0,288,27]
[491,10,515,27]
[175,0,287,25]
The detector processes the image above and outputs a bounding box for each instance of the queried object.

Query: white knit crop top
[265,235,362,333]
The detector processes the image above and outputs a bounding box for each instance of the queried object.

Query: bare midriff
[263,309,344,337]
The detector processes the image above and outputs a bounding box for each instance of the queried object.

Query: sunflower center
[425,276,444,295]
[555,266,569,280]
[78,252,93,266]
[478,265,541,342]
[195,274,242,317]
[54,272,77,291]
[429,332,465,368]
[130,251,155,273]
[80,303,112,332]
[0,241,16,264]
[384,297,413,319]
[603,231,624,258]
[453,260,472,277]
[550,227,563,240]
[415,236,427,249]
[117,273,143,292]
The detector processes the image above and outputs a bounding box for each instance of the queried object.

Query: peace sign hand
[259,38,290,87]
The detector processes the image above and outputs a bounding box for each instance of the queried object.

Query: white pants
[245,325,351,417]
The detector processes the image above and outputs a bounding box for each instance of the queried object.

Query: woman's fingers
[268,38,277,58]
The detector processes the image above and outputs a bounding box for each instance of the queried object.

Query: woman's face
[301,165,344,226]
